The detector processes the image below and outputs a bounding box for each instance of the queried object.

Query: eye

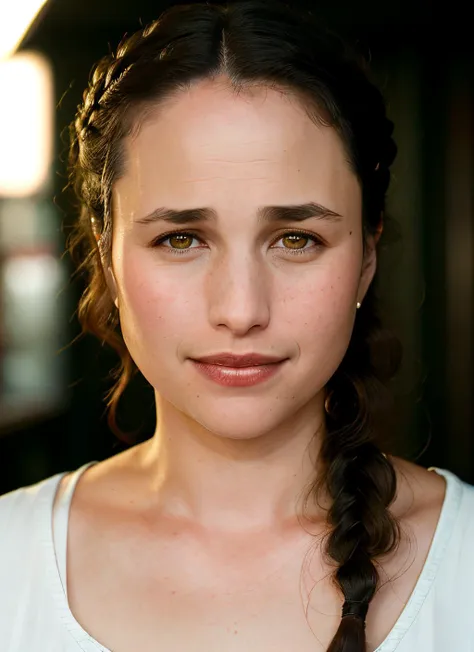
[150,229,325,256]
[150,231,203,254]
[271,231,324,255]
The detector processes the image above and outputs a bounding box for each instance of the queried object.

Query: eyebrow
[134,202,343,226]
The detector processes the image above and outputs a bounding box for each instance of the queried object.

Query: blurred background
[0,0,472,494]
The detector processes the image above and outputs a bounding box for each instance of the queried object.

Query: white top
[0,461,473,651]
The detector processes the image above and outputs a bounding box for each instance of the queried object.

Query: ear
[92,220,120,309]
[357,218,383,304]
[104,265,119,309]
[97,236,119,309]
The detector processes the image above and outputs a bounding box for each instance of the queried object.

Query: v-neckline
[39,462,463,652]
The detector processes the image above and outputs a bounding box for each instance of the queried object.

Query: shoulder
[393,456,474,569]
[388,456,473,566]
[0,471,65,557]
[0,472,62,515]
[385,458,474,615]
[0,472,65,623]
[427,467,474,618]
[389,456,449,525]
[0,470,77,646]
[440,466,474,553]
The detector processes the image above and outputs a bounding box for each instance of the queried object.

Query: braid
[66,6,217,441]
[323,444,399,644]
[310,107,401,648]
[68,20,172,263]
[75,18,166,138]
[314,272,402,649]
[66,32,157,443]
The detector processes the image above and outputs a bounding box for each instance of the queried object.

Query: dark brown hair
[67,2,402,649]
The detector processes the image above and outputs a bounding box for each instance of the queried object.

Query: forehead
[113,79,360,222]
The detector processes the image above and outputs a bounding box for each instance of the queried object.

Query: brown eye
[281,234,310,249]
[272,231,324,254]
[167,234,194,249]
[151,231,202,253]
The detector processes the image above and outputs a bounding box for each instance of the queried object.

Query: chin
[186,397,306,441]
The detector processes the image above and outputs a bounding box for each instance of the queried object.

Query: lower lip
[190,360,286,387]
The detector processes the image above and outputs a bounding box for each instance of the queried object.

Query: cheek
[115,250,201,348]
[281,248,360,315]
[278,254,361,361]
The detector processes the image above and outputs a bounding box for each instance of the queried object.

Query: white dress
[0,461,473,651]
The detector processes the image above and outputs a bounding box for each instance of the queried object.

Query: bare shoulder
[387,455,448,548]
[390,455,447,509]
[60,444,148,514]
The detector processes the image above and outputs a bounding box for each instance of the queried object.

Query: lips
[191,353,286,367]
[190,355,287,387]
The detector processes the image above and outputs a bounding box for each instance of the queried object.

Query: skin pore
[105,76,377,532]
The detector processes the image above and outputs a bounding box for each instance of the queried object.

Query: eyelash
[149,229,325,256]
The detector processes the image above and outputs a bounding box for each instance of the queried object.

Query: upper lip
[191,353,286,367]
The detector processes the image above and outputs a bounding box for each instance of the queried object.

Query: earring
[356,301,361,309]
[324,392,332,414]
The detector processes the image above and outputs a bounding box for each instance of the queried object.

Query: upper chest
[60,491,441,652]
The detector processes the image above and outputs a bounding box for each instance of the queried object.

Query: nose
[207,252,271,336]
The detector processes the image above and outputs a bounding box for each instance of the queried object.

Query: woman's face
[110,78,376,439]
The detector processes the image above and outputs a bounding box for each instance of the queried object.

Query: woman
[1,1,472,651]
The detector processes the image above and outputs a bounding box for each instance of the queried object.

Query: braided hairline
[77,17,168,142]
[73,19,173,250]
[74,15,395,243]
[72,3,395,278]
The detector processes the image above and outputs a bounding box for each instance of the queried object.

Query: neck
[138,392,329,533]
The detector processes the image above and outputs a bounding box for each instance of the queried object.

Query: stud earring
[356,301,361,309]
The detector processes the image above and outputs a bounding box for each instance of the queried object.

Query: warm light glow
[0,0,48,61]
[3,254,61,299]
[0,51,53,197]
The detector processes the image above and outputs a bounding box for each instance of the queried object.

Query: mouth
[190,353,287,367]
[189,356,288,388]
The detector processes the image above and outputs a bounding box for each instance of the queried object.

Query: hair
[66,1,403,649]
